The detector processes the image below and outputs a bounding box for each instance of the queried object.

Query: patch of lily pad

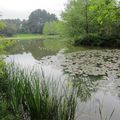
[39,49,120,83]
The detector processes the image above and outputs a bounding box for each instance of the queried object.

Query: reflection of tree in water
[73,76,102,102]
[7,39,56,60]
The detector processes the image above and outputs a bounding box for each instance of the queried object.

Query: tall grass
[1,64,77,120]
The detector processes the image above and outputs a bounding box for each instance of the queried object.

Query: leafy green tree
[62,0,93,39]
[62,0,120,39]
[43,21,64,35]
[90,0,120,36]
[0,21,6,54]
[0,19,21,36]
[0,21,6,75]
[19,20,30,34]
[0,10,58,35]
[1,25,16,37]
[28,9,57,34]
[0,21,6,30]
[43,22,53,35]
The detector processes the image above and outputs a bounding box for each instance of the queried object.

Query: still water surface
[6,39,120,120]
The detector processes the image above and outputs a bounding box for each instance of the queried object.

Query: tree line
[0,9,57,36]
[42,0,120,48]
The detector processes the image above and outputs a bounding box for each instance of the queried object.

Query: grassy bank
[5,34,62,40]
[5,34,42,40]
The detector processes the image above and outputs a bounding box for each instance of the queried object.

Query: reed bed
[1,64,77,120]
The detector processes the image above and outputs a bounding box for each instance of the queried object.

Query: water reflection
[75,83,120,120]
[5,39,120,120]
[73,77,97,102]
[6,53,67,83]
[7,39,56,60]
[6,52,38,66]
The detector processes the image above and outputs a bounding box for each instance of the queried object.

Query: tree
[43,22,54,35]
[28,9,57,34]
[0,19,21,36]
[0,21,8,72]
[0,21,6,30]
[0,10,58,35]
[90,0,119,36]
[62,0,120,47]
[20,20,30,34]
[62,0,120,38]
[0,21,6,54]
[43,21,64,35]
[62,0,92,39]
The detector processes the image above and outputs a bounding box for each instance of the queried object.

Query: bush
[43,21,65,36]
[0,25,16,37]
[74,34,120,48]
[74,34,102,46]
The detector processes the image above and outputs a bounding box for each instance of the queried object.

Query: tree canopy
[0,9,57,36]
[43,21,64,35]
[28,9,57,34]
[61,0,120,47]
[62,0,120,36]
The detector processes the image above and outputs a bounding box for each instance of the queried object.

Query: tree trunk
[85,0,89,34]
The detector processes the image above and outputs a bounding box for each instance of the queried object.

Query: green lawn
[14,34,41,37]
[6,34,42,40]
[5,34,61,40]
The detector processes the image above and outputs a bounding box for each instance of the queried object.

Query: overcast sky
[0,0,68,20]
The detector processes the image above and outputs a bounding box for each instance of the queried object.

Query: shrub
[74,34,102,46]
[74,34,120,48]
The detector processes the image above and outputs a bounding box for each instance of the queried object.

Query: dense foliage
[62,0,120,47]
[0,21,16,120]
[28,9,57,34]
[43,21,64,35]
[0,19,21,36]
[1,65,77,120]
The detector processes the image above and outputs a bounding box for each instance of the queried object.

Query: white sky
[0,0,68,20]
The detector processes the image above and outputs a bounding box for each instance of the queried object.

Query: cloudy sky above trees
[0,0,68,19]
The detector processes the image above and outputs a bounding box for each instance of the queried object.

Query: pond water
[6,39,120,120]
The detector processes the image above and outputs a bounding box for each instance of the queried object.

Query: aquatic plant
[1,64,77,120]
[99,105,114,120]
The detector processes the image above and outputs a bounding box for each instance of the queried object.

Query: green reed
[1,64,77,120]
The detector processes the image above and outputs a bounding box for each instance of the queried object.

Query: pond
[5,39,120,120]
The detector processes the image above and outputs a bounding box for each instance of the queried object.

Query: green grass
[1,64,77,120]
[14,34,41,37]
[6,34,42,40]
[5,34,61,40]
